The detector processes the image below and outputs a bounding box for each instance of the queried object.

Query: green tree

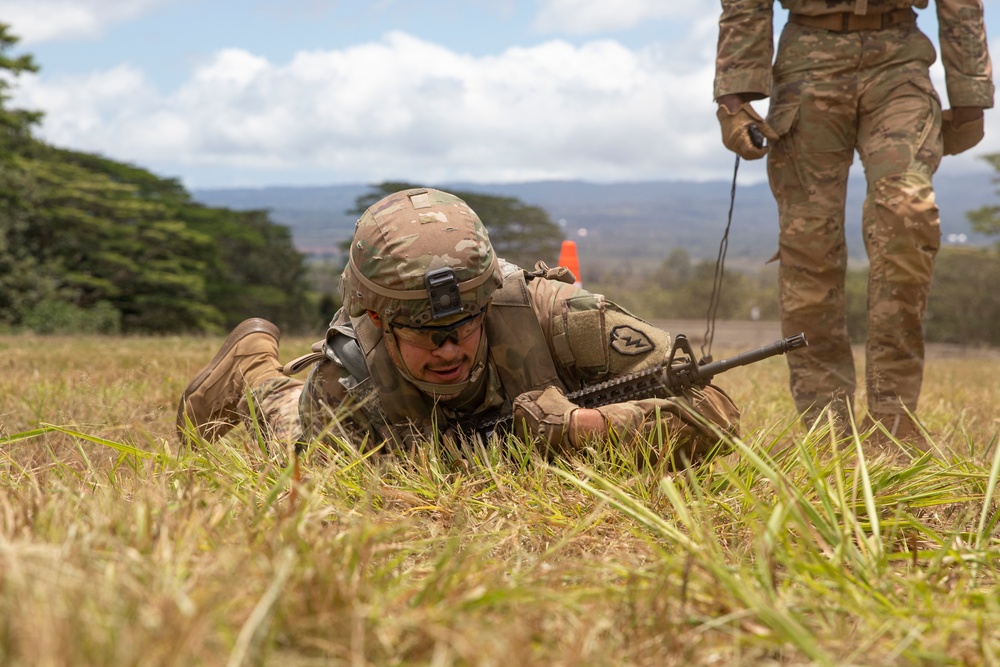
[348,181,565,269]
[12,146,315,334]
[0,23,42,144]
[48,148,313,332]
[926,247,1000,346]
[0,23,50,329]
[927,152,1000,346]
[58,148,314,333]
[650,248,693,290]
[202,208,312,333]
[9,147,222,332]
[610,249,759,321]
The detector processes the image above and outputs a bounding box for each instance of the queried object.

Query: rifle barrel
[698,333,807,378]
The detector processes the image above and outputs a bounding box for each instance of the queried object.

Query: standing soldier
[177,188,740,466]
[714,1,994,445]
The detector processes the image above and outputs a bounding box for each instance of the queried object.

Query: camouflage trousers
[765,20,943,419]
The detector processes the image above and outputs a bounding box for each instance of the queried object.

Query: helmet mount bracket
[425,267,463,320]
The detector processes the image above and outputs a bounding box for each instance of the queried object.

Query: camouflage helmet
[340,188,503,325]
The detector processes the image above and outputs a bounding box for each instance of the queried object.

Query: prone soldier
[176,188,741,467]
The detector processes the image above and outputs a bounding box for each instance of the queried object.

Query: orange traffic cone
[558,240,582,287]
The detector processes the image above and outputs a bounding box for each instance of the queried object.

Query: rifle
[459,332,807,439]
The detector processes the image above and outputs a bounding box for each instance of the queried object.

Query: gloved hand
[716,102,779,160]
[512,386,578,455]
[941,108,985,156]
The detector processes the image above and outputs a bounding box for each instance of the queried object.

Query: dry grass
[2,333,1000,666]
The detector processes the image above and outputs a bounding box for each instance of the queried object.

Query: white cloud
[15,65,157,144]
[12,29,739,187]
[11,11,992,190]
[5,0,170,44]
[532,0,718,34]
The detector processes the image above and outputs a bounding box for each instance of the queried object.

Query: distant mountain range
[192,172,998,271]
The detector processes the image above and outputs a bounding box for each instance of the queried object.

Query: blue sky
[4,0,999,190]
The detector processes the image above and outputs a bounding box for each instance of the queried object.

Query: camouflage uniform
[715,0,994,420]
[246,189,739,466]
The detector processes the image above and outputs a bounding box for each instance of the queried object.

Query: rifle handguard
[568,366,665,409]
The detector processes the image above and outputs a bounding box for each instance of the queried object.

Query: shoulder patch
[609,325,654,356]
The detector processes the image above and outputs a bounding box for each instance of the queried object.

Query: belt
[787,8,917,32]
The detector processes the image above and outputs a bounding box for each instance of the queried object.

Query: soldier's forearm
[715,0,775,100]
[936,0,994,108]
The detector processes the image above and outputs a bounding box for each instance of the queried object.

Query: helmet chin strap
[384,327,490,399]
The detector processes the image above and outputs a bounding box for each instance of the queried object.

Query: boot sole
[176,318,281,436]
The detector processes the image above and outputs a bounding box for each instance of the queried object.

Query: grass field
[2,332,1000,666]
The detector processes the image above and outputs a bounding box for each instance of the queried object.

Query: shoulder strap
[280,313,370,380]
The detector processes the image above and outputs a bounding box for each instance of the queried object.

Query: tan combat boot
[176,318,282,444]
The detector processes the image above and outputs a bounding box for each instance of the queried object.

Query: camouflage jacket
[714,0,994,108]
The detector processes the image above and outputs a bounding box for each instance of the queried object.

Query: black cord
[702,154,740,361]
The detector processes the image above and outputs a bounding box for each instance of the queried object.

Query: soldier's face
[369,311,484,385]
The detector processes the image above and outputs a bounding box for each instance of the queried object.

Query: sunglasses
[389,312,485,350]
